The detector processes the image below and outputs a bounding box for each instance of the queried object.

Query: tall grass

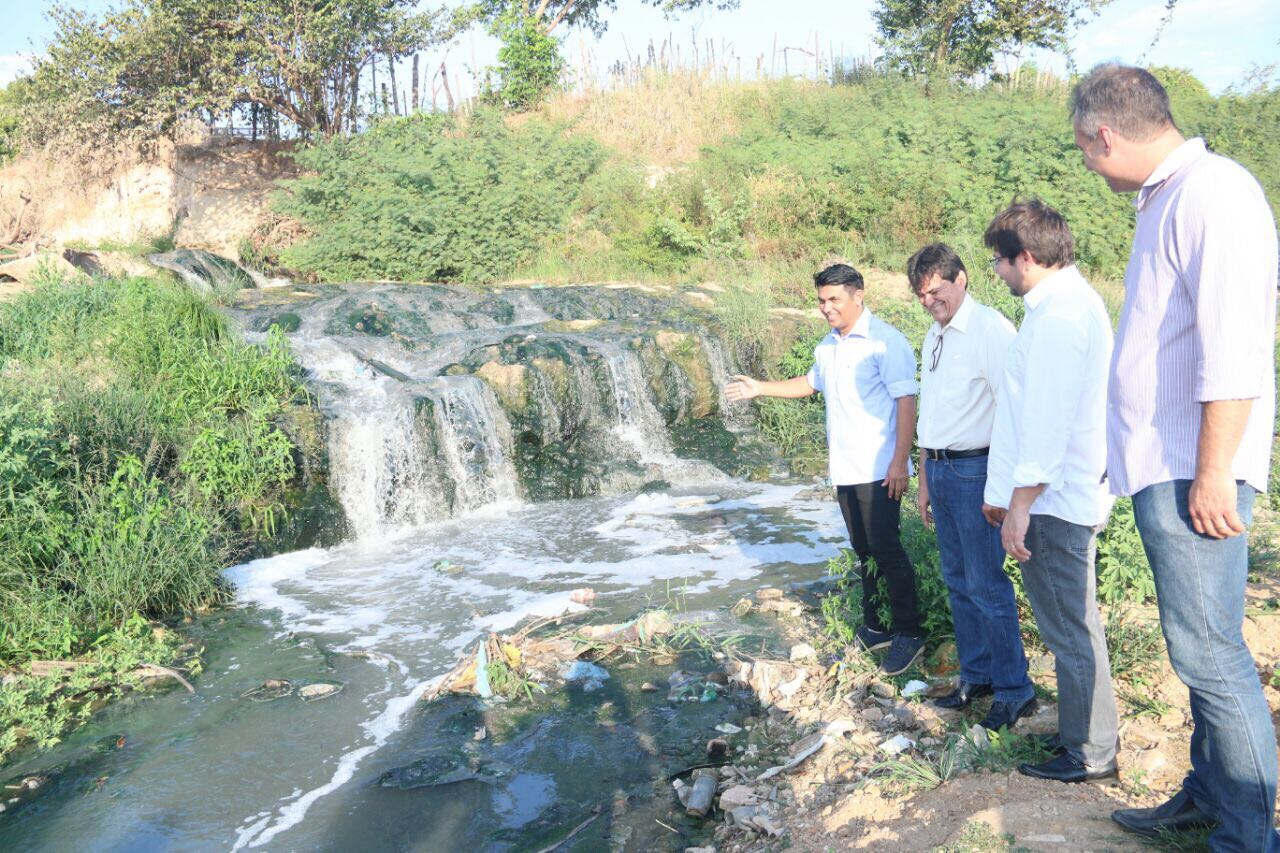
[0,271,307,668]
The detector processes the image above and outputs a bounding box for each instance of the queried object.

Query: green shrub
[485,13,565,111]
[276,109,605,283]
[0,273,307,669]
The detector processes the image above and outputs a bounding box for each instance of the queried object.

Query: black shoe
[979,695,1037,731]
[1030,731,1065,753]
[1111,790,1217,839]
[855,625,893,652]
[932,681,993,710]
[1018,752,1117,783]
[880,634,925,676]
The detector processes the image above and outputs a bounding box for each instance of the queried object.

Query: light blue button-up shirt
[806,307,918,486]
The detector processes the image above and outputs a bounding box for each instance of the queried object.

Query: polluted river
[1,273,849,851]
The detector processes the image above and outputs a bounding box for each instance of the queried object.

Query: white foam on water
[232,679,436,850]
[223,479,846,847]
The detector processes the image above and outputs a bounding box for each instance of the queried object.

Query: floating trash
[298,682,344,702]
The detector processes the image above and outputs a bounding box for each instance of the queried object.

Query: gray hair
[1070,64,1175,142]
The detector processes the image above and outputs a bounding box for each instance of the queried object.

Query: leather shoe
[1111,790,1217,839]
[1018,752,1117,783]
[932,681,993,710]
[1030,731,1064,753]
[979,695,1037,731]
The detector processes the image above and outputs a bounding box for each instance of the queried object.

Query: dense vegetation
[276,109,604,282]
[270,69,1279,295]
[0,272,311,758]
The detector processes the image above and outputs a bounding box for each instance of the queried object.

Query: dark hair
[1071,64,1175,142]
[983,200,1075,269]
[906,243,967,293]
[813,263,864,291]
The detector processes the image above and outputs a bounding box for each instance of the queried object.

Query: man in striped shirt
[1072,64,1279,850]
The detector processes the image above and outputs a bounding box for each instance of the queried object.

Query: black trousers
[836,480,921,638]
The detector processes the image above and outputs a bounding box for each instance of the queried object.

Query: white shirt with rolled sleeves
[985,266,1115,527]
[1107,137,1278,497]
[918,293,1016,451]
[806,307,918,486]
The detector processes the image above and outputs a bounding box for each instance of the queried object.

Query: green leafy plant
[276,109,604,283]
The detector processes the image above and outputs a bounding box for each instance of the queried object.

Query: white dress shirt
[918,293,1016,451]
[1107,137,1278,497]
[806,307,918,486]
[985,266,1115,527]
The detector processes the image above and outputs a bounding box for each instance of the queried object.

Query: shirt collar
[1022,265,1079,311]
[938,292,975,335]
[831,306,873,341]
[1135,137,1207,211]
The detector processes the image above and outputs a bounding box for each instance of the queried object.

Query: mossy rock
[654,330,715,419]
[474,362,531,413]
[269,312,302,333]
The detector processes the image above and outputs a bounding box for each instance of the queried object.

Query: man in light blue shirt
[727,264,924,675]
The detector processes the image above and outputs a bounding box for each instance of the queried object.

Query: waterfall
[434,378,521,512]
[603,349,677,464]
[232,283,767,540]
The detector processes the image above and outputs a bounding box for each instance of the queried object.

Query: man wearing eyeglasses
[726,263,925,675]
[982,200,1119,785]
[908,243,1034,731]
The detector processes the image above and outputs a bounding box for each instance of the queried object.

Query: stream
[0,273,846,851]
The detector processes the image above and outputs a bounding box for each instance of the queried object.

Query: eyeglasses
[929,333,944,372]
[988,255,1006,270]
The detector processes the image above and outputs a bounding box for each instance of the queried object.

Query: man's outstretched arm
[725,374,815,401]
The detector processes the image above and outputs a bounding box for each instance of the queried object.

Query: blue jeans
[1132,480,1280,853]
[926,456,1034,705]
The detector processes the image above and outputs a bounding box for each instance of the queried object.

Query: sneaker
[880,634,925,675]
[854,625,893,652]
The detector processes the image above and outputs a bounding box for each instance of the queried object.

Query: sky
[1,0,1276,96]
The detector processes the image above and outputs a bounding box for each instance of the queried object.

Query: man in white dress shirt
[980,200,1119,784]
[908,243,1036,731]
[1071,64,1279,850]
[726,264,925,675]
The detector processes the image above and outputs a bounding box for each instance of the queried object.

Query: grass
[0,269,315,763]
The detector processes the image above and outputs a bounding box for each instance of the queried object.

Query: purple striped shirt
[1107,138,1278,497]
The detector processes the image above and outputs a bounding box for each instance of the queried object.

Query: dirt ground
[699,566,1280,853]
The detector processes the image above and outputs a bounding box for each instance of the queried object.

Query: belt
[922,447,989,461]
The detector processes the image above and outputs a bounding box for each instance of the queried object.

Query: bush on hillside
[275,109,605,283]
[0,273,306,666]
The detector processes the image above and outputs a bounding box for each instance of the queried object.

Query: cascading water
[433,377,521,512]
[1,279,847,853]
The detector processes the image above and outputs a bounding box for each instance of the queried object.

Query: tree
[873,0,1112,77]
[484,13,566,109]
[22,0,449,152]
[460,0,739,38]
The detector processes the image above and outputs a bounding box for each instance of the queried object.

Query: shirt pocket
[853,352,881,396]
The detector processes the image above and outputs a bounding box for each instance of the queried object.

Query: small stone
[789,643,818,663]
[298,682,342,701]
[1136,749,1168,774]
[878,734,914,755]
[718,784,757,811]
[755,588,784,601]
[473,726,487,741]
[730,598,754,617]
[640,681,660,692]
[861,707,884,722]
[870,681,896,699]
